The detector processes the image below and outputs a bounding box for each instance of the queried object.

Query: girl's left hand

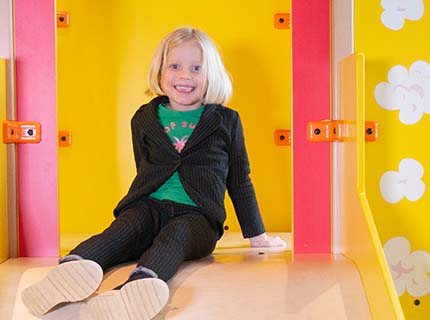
[249,233,286,248]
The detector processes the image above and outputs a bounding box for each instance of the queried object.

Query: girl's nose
[179,68,191,79]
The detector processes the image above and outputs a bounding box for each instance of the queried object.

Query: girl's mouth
[174,85,195,93]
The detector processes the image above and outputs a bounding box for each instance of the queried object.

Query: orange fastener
[2,120,41,144]
[274,13,290,29]
[365,121,378,142]
[307,120,377,142]
[307,120,334,142]
[274,129,291,146]
[58,130,72,147]
[56,11,70,28]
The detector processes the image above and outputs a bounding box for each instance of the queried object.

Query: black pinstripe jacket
[114,96,265,239]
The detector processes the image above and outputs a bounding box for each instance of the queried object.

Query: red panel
[15,0,59,256]
[292,0,331,253]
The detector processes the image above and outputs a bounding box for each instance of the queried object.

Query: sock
[59,254,83,264]
[113,266,158,290]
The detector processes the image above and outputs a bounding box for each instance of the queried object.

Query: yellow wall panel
[339,53,404,319]
[0,59,8,262]
[57,1,292,252]
[355,2,430,318]
[57,1,122,250]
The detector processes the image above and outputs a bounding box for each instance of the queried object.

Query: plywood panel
[0,59,8,262]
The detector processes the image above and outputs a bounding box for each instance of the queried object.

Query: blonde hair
[147,27,232,105]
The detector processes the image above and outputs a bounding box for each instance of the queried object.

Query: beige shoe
[88,278,169,320]
[21,260,103,316]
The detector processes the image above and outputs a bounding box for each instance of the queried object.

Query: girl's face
[160,40,207,111]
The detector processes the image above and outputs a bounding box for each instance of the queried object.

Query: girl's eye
[191,65,201,72]
[169,64,180,70]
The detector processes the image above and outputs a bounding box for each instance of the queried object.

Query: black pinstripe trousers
[68,198,218,282]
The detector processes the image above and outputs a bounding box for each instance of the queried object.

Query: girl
[22,26,285,320]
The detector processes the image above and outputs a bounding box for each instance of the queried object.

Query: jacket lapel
[140,97,178,156]
[139,97,222,155]
[182,104,221,153]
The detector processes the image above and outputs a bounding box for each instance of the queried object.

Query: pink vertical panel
[292,0,331,253]
[15,0,58,256]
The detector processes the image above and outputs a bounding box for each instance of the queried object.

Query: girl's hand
[249,233,286,248]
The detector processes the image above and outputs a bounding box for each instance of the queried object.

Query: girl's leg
[69,200,158,271]
[137,212,219,281]
[87,212,217,320]
[22,201,158,316]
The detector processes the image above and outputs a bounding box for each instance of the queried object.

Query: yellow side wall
[339,54,404,319]
[0,59,8,262]
[57,1,292,253]
[355,2,430,318]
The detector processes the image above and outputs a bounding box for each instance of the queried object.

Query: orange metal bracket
[307,120,378,142]
[274,129,291,146]
[2,120,41,143]
[58,130,72,147]
[56,11,70,28]
[365,121,378,142]
[274,13,290,29]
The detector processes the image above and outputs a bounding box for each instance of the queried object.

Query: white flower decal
[380,0,424,30]
[384,237,430,297]
[374,60,430,125]
[380,158,425,203]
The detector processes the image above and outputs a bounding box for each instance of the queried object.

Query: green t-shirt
[150,103,204,206]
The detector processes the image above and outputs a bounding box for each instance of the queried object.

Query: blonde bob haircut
[147,27,232,105]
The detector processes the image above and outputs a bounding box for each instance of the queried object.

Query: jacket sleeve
[131,114,144,171]
[226,112,266,238]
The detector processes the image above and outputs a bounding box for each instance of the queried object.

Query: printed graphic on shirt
[162,121,198,152]
[173,135,188,152]
[163,121,197,132]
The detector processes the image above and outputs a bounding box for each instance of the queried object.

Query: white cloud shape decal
[380,158,425,203]
[381,0,424,30]
[384,237,430,297]
[374,60,430,125]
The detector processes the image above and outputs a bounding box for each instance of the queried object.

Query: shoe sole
[88,278,169,320]
[21,259,103,316]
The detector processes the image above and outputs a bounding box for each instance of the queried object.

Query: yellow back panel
[57,1,121,252]
[57,1,292,252]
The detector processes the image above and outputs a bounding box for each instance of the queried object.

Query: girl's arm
[131,114,146,171]
[226,112,265,237]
